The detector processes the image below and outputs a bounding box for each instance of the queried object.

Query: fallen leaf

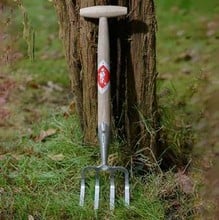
[34,128,57,142]
[175,171,194,194]
[48,153,65,161]
[176,30,185,37]
[0,79,16,105]
[158,88,171,98]
[0,79,16,92]
[11,154,23,161]
[206,20,219,37]
[157,73,173,80]
[181,67,191,75]
[26,79,40,89]
[28,215,34,220]
[0,95,7,105]
[40,51,64,60]
[63,101,76,118]
[0,108,10,121]
[0,187,5,194]
[0,74,7,79]
[23,108,41,123]
[175,52,192,62]
[46,81,63,92]
[68,101,76,113]
[206,29,215,37]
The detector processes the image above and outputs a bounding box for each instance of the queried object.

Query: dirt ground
[199,82,219,217]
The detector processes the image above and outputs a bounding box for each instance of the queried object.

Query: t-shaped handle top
[80,5,127,18]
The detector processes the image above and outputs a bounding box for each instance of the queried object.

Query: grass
[0,0,218,219]
[0,112,167,219]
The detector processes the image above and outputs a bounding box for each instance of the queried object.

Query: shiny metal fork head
[79,165,130,210]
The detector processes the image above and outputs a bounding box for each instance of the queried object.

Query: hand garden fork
[79,6,129,210]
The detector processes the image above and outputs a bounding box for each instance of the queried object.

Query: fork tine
[80,166,130,209]
[124,170,130,207]
[79,170,86,207]
[94,171,100,210]
[110,171,115,210]
[113,167,130,207]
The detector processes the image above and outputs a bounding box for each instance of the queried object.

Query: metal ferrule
[98,122,110,167]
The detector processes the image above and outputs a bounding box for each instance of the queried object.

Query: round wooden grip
[80,6,127,18]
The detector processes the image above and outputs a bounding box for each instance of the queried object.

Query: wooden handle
[98,17,110,128]
[80,6,127,18]
[97,17,110,166]
[80,6,127,166]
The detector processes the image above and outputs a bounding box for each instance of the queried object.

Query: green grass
[1,0,218,219]
[0,113,167,219]
[13,59,69,86]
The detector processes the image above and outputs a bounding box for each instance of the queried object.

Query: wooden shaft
[98,17,110,127]
[97,17,110,166]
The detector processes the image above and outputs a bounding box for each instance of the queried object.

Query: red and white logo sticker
[98,60,110,94]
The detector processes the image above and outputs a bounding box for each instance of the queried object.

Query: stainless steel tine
[124,169,130,207]
[110,170,115,210]
[116,167,130,207]
[94,170,100,210]
[79,168,86,207]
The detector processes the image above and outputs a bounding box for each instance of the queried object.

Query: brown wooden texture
[128,0,158,165]
[54,0,109,143]
[53,0,159,170]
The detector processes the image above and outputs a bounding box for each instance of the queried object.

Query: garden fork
[79,6,129,210]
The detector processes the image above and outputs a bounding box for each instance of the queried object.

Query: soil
[198,87,219,218]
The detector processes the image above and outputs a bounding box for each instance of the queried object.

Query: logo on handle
[98,60,110,94]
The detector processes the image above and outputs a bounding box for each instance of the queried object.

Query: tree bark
[53,0,159,170]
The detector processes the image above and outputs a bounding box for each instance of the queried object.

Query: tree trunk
[53,0,159,171]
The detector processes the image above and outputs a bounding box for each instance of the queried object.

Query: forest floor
[0,0,219,219]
